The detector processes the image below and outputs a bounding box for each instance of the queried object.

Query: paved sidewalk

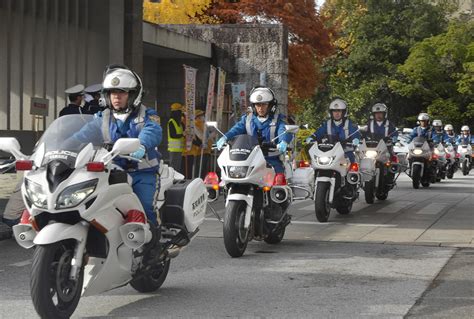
[0,173,22,240]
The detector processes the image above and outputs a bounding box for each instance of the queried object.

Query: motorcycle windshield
[412,136,426,148]
[229,134,259,161]
[34,114,104,167]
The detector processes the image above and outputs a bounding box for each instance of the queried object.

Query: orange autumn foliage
[205,0,334,112]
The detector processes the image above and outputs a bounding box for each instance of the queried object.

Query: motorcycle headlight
[460,148,468,153]
[228,166,249,178]
[56,179,98,209]
[25,179,48,208]
[317,156,333,165]
[434,148,440,155]
[413,149,423,155]
[365,150,378,159]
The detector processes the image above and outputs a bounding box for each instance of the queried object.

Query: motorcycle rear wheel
[130,259,170,293]
[264,227,286,244]
[223,200,249,257]
[315,182,331,222]
[30,241,83,319]
[462,161,469,175]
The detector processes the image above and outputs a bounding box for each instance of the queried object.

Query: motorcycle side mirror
[0,137,26,159]
[206,121,225,136]
[284,125,299,134]
[403,128,413,134]
[358,125,368,133]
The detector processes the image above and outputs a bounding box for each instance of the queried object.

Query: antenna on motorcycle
[206,121,225,137]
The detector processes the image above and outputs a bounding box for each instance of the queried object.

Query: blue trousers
[129,171,158,225]
[266,157,284,173]
[345,151,356,163]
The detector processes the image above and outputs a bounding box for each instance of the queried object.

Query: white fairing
[308,142,350,176]
[357,139,390,183]
[218,143,273,187]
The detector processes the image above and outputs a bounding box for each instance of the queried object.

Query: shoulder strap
[101,109,112,143]
[370,120,374,134]
[385,120,389,136]
[327,119,332,136]
[245,114,253,135]
[344,119,349,138]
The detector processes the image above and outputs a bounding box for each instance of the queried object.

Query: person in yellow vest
[167,103,184,172]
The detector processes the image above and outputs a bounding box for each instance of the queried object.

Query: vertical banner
[215,67,226,129]
[231,83,247,123]
[184,65,197,151]
[204,65,217,144]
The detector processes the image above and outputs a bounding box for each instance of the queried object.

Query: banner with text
[216,67,226,130]
[204,65,217,144]
[231,83,247,123]
[184,65,197,151]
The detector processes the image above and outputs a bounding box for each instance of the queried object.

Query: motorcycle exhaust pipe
[270,186,289,204]
[346,172,360,185]
[119,223,152,250]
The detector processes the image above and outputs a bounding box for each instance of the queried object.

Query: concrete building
[0,0,289,161]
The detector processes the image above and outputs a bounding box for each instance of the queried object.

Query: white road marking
[298,204,314,211]
[9,259,32,267]
[204,217,395,228]
[416,203,448,215]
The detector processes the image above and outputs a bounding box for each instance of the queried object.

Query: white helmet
[371,103,388,114]
[461,125,470,132]
[102,65,143,112]
[417,113,430,121]
[249,87,277,115]
[329,98,348,118]
[432,119,443,127]
[444,124,453,131]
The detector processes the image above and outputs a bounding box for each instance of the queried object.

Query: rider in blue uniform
[408,113,433,143]
[431,120,448,145]
[365,103,398,144]
[306,98,361,163]
[216,86,292,174]
[443,124,457,145]
[457,126,474,145]
[73,65,162,225]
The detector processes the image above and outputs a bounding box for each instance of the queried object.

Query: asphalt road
[0,172,472,318]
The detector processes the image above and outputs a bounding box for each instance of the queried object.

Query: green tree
[390,21,474,128]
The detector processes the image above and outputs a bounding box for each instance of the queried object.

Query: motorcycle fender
[227,194,253,229]
[314,177,336,204]
[411,161,424,174]
[33,223,88,245]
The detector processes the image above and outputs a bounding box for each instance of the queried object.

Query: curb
[0,222,12,240]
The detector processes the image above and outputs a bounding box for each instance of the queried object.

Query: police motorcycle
[407,136,436,189]
[445,143,458,179]
[357,132,399,204]
[307,132,361,223]
[458,141,473,176]
[205,122,299,258]
[0,114,207,319]
[433,142,448,181]
[393,128,412,172]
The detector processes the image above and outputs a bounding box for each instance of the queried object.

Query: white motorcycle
[358,137,399,204]
[205,123,298,258]
[308,135,361,222]
[433,143,448,181]
[407,136,435,189]
[445,143,458,179]
[0,115,207,318]
[457,141,473,175]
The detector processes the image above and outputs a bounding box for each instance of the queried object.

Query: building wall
[164,24,289,115]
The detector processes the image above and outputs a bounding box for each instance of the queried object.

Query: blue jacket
[224,113,292,159]
[444,134,457,145]
[365,119,398,141]
[311,119,360,143]
[74,105,162,172]
[456,134,474,145]
[432,131,449,144]
[408,126,433,142]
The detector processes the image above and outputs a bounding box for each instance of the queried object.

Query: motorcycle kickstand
[207,203,223,223]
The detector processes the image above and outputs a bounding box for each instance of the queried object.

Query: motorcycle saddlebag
[160,178,207,233]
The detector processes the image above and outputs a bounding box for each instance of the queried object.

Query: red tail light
[87,162,105,172]
[349,162,359,172]
[204,172,219,190]
[298,160,311,168]
[390,155,399,163]
[125,210,146,224]
[16,160,33,171]
[273,173,287,186]
[446,153,451,159]
[432,154,439,160]
[455,153,461,158]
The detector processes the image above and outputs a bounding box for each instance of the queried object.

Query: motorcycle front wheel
[315,182,331,222]
[462,160,469,175]
[412,165,421,189]
[364,179,375,204]
[223,200,250,257]
[30,240,83,319]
